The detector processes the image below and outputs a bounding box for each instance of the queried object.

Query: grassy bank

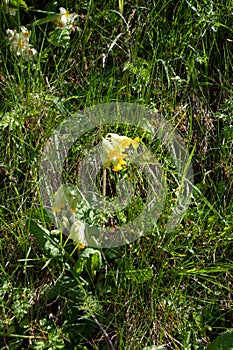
[0,1,232,349]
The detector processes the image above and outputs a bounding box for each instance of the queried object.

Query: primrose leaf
[48,29,70,47]
[27,219,63,257]
[75,248,102,277]
[27,219,49,249]
[125,268,153,284]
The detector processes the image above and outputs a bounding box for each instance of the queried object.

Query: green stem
[102,167,107,212]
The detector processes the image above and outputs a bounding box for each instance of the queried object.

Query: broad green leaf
[80,248,101,261]
[87,235,101,249]
[27,219,62,257]
[207,330,233,350]
[42,276,83,301]
[27,219,49,249]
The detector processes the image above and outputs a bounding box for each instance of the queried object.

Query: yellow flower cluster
[100,133,140,171]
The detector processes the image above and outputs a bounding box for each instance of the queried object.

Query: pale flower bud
[52,185,66,212]
[69,220,86,248]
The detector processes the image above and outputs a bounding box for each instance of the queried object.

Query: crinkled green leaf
[48,29,70,47]
[74,258,85,277]
[74,248,102,277]
[125,268,153,284]
[44,240,60,257]
[90,252,101,276]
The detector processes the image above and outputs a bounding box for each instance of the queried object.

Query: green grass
[0,0,233,349]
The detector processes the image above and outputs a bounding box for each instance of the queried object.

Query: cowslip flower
[100,133,139,171]
[52,185,82,213]
[69,220,87,248]
[52,185,67,212]
[100,138,127,165]
[108,133,139,151]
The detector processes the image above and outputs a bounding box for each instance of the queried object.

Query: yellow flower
[118,158,127,166]
[106,133,132,151]
[132,137,140,149]
[100,133,140,171]
[100,138,118,165]
[69,220,86,248]
[113,163,123,171]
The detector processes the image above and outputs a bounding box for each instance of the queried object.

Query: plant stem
[102,167,107,213]
[93,316,115,350]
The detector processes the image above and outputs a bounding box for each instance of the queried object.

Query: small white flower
[6,29,15,38]
[6,27,37,61]
[20,26,30,41]
[59,7,70,27]
[26,47,37,59]
[53,7,77,30]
